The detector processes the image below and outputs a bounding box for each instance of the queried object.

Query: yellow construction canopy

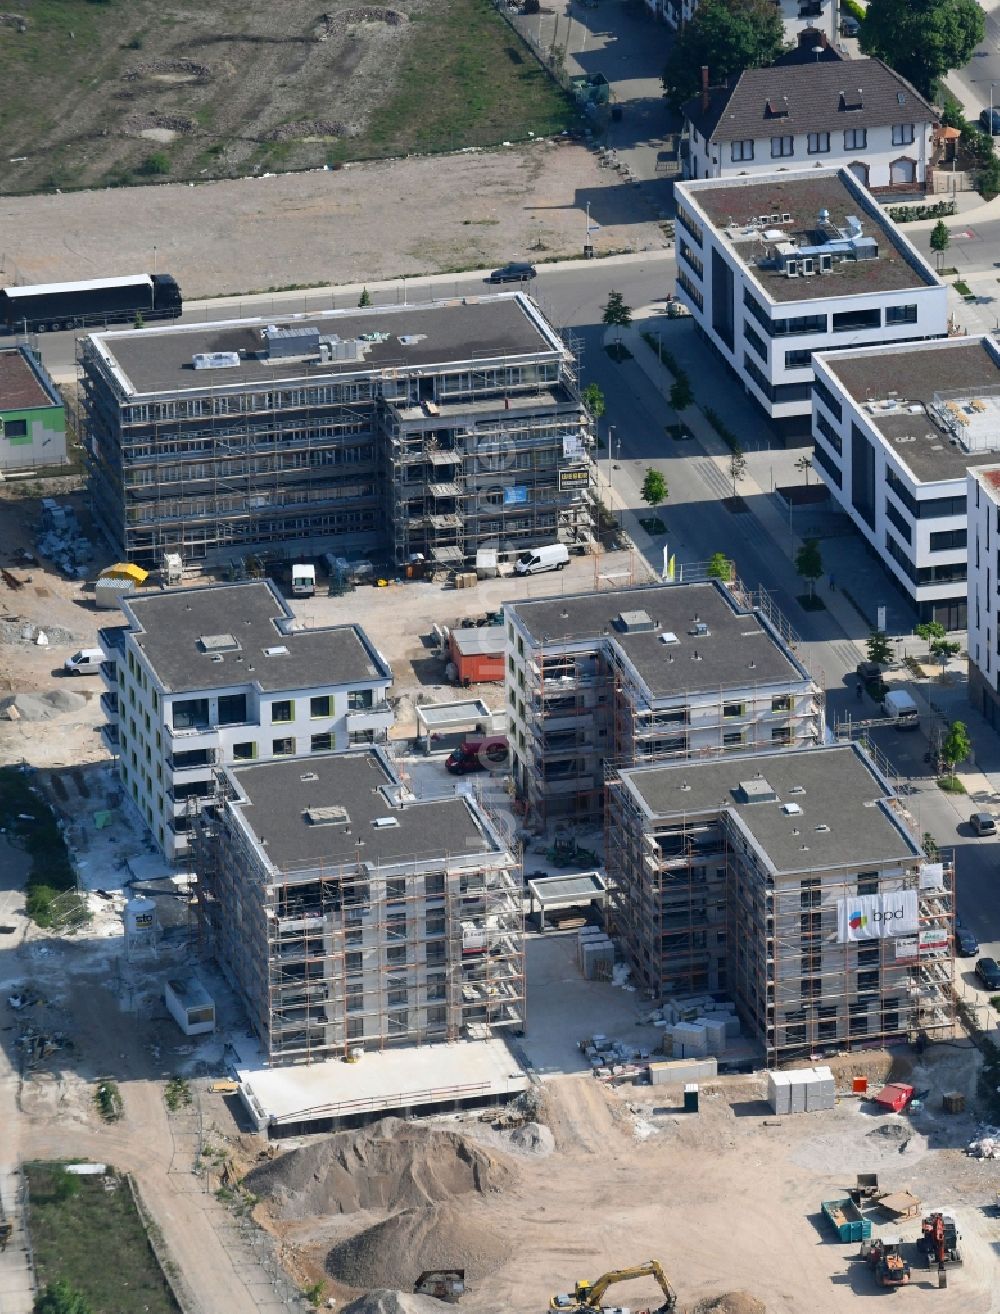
[100,562,148,584]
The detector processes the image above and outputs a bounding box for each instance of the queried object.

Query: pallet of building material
[648,1057,717,1086]
[766,1071,791,1115]
[875,1191,922,1219]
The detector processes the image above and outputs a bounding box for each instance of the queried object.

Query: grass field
[0,0,575,195]
[25,1164,181,1314]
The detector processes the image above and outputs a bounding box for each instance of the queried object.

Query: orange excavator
[861,1237,911,1288]
[917,1212,962,1268]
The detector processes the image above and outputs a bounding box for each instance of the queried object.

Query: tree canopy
[794,537,823,598]
[34,1281,94,1314]
[662,0,785,111]
[641,468,668,508]
[861,0,984,98]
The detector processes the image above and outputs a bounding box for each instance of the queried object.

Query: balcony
[100,690,119,721]
[99,661,117,687]
[166,745,220,773]
[100,722,119,752]
[97,625,127,658]
[345,700,394,735]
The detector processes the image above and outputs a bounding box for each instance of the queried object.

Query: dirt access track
[0,141,667,298]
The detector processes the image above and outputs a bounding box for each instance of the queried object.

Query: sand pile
[327,1201,508,1288]
[1,691,87,722]
[342,1291,452,1314]
[691,1295,766,1314]
[246,1116,512,1219]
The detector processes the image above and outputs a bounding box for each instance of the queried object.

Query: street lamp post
[615,435,622,527]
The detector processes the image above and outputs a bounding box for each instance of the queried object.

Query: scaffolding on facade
[192,793,525,1067]
[603,766,957,1066]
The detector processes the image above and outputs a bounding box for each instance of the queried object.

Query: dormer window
[766,97,789,118]
[839,88,864,111]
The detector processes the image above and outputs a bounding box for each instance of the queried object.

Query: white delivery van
[514,543,569,576]
[882,689,919,730]
[290,563,316,597]
[64,648,104,676]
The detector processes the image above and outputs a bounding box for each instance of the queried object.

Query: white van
[290,563,316,597]
[64,648,104,676]
[882,689,919,730]
[514,544,569,576]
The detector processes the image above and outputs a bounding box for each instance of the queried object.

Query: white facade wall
[688,120,933,189]
[661,0,836,43]
[673,172,948,422]
[105,637,392,861]
[967,470,994,690]
[811,350,970,624]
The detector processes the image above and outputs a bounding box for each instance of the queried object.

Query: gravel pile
[508,1121,554,1156]
[341,1292,449,1314]
[692,1295,766,1314]
[326,1201,508,1288]
[1,691,88,722]
[0,620,77,647]
[245,1116,512,1219]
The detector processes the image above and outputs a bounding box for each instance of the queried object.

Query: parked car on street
[970,811,997,836]
[980,107,1000,136]
[956,926,980,957]
[486,262,537,284]
[975,957,1000,990]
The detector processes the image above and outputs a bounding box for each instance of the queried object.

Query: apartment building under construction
[193,747,524,1066]
[607,743,955,1064]
[80,293,594,569]
[503,580,821,825]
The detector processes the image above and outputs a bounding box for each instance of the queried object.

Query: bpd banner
[837,890,918,942]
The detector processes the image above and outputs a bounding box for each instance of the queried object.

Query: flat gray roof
[90,294,561,397]
[507,582,807,699]
[122,581,388,694]
[0,348,59,411]
[451,625,505,656]
[527,871,607,906]
[227,749,504,872]
[620,744,920,874]
[819,338,1000,484]
[680,172,936,303]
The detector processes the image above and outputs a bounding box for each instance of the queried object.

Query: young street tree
[707,551,733,581]
[358,287,372,308]
[641,467,668,509]
[867,629,892,666]
[939,719,972,781]
[670,374,694,411]
[914,620,946,656]
[795,454,813,485]
[662,0,784,110]
[729,447,747,495]
[582,382,606,424]
[861,0,984,98]
[794,537,823,600]
[603,290,633,344]
[932,635,961,667]
[929,219,951,269]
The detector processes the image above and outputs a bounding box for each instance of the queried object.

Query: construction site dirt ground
[0,141,669,299]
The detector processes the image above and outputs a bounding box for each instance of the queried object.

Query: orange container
[852,1076,868,1095]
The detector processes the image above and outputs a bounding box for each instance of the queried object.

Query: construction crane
[550,1260,677,1313]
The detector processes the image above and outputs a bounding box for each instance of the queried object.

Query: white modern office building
[655,0,837,46]
[98,580,392,860]
[503,580,821,825]
[684,58,936,192]
[812,336,1000,628]
[673,169,948,436]
[967,465,1000,727]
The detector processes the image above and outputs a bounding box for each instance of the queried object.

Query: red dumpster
[873,1082,914,1113]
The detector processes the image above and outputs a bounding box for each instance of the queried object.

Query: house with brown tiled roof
[683,56,937,194]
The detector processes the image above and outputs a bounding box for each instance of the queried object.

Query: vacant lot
[24,1163,181,1314]
[0,0,574,195]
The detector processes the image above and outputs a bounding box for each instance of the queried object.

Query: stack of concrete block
[806,1065,836,1111]
[767,1071,792,1114]
[669,1021,709,1058]
[577,931,614,980]
[649,1056,717,1086]
[766,1065,837,1115]
[697,1016,728,1055]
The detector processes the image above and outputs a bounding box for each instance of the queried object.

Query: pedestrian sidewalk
[618,320,914,641]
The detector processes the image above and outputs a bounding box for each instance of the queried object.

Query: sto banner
[836,890,918,942]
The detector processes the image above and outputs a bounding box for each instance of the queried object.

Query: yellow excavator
[550,1260,678,1313]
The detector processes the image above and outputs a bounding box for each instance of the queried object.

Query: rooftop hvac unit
[262,325,321,359]
[785,260,799,277]
[193,352,240,370]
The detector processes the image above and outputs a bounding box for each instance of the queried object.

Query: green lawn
[330,0,576,161]
[25,1164,180,1314]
